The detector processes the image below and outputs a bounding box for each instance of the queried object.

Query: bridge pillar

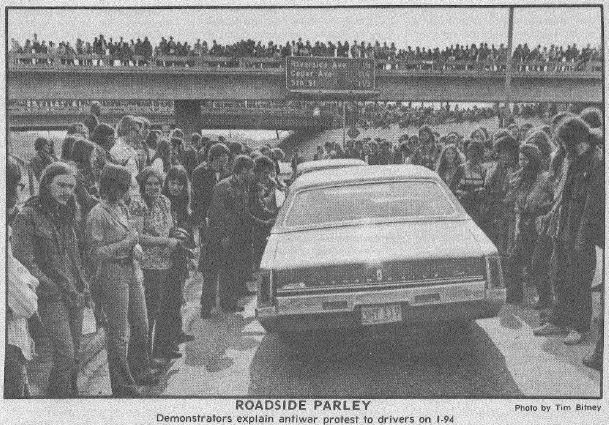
[174,100,202,137]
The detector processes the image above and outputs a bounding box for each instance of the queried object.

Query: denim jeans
[37,299,84,398]
[99,261,151,395]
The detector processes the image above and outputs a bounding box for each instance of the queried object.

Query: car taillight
[485,255,504,289]
[258,270,274,305]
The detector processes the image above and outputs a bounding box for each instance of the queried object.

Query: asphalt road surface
[84,271,601,398]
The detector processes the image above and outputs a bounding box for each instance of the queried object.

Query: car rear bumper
[256,281,504,333]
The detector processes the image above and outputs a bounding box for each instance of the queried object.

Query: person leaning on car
[205,155,273,314]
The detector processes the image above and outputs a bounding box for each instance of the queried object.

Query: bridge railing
[8,53,602,74]
[8,106,174,115]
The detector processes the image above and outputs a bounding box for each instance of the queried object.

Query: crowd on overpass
[6,99,604,399]
[9,34,602,71]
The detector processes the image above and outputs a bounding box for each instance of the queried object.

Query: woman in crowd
[151,139,172,174]
[12,162,90,397]
[162,165,196,349]
[5,161,39,398]
[503,144,552,304]
[435,144,463,186]
[131,166,181,360]
[483,134,520,258]
[86,164,161,397]
[162,165,192,232]
[450,140,487,226]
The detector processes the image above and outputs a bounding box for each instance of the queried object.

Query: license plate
[361,304,402,325]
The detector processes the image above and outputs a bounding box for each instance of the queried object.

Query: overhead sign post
[286,57,378,98]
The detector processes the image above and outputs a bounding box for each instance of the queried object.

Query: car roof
[291,164,440,190]
[297,158,367,175]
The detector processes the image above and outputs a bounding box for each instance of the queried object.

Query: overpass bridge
[9,54,602,133]
[7,106,336,131]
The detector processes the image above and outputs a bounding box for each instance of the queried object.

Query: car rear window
[284,180,456,227]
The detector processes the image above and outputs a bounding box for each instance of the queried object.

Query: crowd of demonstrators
[304,105,604,369]
[10,34,602,70]
[6,100,603,397]
[9,99,285,397]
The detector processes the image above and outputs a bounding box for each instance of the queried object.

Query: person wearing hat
[86,164,162,397]
[503,144,553,304]
[533,117,604,346]
[484,134,520,258]
[450,140,487,226]
[12,162,91,397]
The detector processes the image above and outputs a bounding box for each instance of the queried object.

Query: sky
[8,7,602,50]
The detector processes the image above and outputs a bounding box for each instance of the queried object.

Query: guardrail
[8,107,174,115]
[8,53,602,74]
[8,104,338,116]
